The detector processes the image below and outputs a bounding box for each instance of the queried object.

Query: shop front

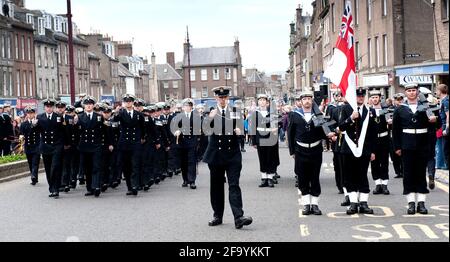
[361,73,394,99]
[395,61,449,92]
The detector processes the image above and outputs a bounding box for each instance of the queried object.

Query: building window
[38,78,42,98]
[21,36,25,60]
[354,0,359,25]
[305,25,311,36]
[331,3,335,33]
[77,50,81,68]
[375,36,379,68]
[29,71,33,97]
[1,35,4,58]
[64,44,68,65]
[442,0,449,20]
[191,87,197,98]
[83,50,87,69]
[382,0,387,16]
[38,18,45,35]
[26,14,34,28]
[190,69,196,81]
[8,72,12,96]
[16,71,20,97]
[37,45,42,67]
[46,79,49,98]
[52,79,56,99]
[66,75,69,94]
[43,14,51,29]
[85,78,88,93]
[7,34,11,59]
[173,81,179,89]
[201,69,208,81]
[368,38,372,68]
[27,37,32,61]
[383,34,388,66]
[23,71,27,97]
[50,48,54,68]
[1,70,5,96]
[324,17,330,45]
[225,68,231,80]
[44,46,48,67]
[213,68,220,80]
[15,34,19,60]
[202,87,208,98]
[57,45,61,64]
[163,81,169,89]
[164,94,170,102]
[367,0,372,22]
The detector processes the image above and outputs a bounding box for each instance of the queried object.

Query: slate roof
[144,64,182,81]
[183,46,238,67]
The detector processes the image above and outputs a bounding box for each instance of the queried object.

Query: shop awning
[395,61,449,76]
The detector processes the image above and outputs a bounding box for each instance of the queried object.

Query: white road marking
[66,236,80,242]
[300,224,310,237]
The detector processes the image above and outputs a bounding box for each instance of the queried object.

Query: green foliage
[0,154,27,165]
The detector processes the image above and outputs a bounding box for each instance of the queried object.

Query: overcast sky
[26,0,313,74]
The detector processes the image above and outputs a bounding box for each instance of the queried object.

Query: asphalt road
[0,144,448,242]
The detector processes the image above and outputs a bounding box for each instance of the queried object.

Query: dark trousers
[153,147,165,179]
[143,144,157,185]
[295,152,322,197]
[371,143,390,181]
[197,136,209,161]
[42,150,62,194]
[102,148,113,186]
[333,152,344,191]
[1,140,11,156]
[390,139,403,176]
[402,150,429,195]
[443,138,449,167]
[209,163,244,220]
[167,146,180,173]
[240,136,245,150]
[180,146,197,184]
[26,152,40,182]
[342,154,371,194]
[80,150,102,192]
[108,149,121,184]
[118,149,141,191]
[62,148,79,186]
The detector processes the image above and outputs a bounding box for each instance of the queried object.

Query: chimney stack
[117,43,133,57]
[166,52,175,69]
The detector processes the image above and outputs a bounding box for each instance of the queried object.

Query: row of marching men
[18,94,211,198]
[286,84,441,216]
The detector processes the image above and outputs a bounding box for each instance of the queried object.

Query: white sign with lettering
[399,75,433,86]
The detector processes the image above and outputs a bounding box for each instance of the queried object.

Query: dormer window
[164,68,168,73]
[37,17,45,36]
[54,16,63,32]
[26,14,34,28]
[43,14,52,29]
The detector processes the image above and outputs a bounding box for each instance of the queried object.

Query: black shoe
[59,186,66,192]
[155,178,161,185]
[190,183,197,190]
[85,191,94,197]
[182,182,188,188]
[311,205,322,216]
[53,193,59,199]
[79,179,85,185]
[273,178,278,184]
[49,193,55,198]
[407,202,416,215]
[111,181,119,189]
[302,205,312,216]
[235,216,253,229]
[31,181,37,186]
[101,184,108,192]
[94,189,101,198]
[241,148,246,152]
[70,181,77,189]
[160,175,166,182]
[429,176,435,190]
[126,189,138,196]
[347,203,359,215]
[144,185,150,192]
[259,179,268,188]
[274,173,280,179]
[341,196,351,207]
[268,179,275,188]
[64,186,71,193]
[148,180,154,187]
[358,202,374,214]
[382,185,390,195]
[417,202,428,215]
[208,217,223,227]
[167,172,174,178]
[137,186,143,191]
[394,174,403,179]
[338,189,344,194]
[373,185,383,195]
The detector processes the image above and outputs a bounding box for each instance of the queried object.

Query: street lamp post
[67,0,75,104]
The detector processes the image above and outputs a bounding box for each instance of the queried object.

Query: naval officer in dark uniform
[251,94,280,188]
[369,90,391,195]
[288,91,334,216]
[393,83,437,215]
[34,99,67,198]
[114,94,146,196]
[203,86,253,229]
[20,107,41,186]
[75,96,110,197]
[338,88,377,215]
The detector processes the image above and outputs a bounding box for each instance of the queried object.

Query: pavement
[0,145,448,242]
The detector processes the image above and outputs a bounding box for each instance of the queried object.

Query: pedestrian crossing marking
[300,225,310,237]
[392,224,440,239]
[435,180,449,194]
[327,212,359,219]
[435,223,449,238]
[401,214,436,218]
[363,206,395,218]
